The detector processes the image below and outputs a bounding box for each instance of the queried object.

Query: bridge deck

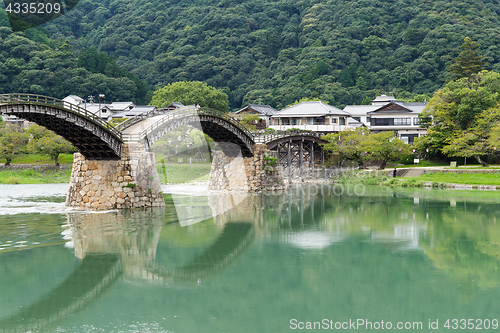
[122,114,169,142]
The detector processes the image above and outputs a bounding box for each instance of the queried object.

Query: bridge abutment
[66,143,165,210]
[208,143,285,192]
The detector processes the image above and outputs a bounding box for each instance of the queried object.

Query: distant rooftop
[343,105,380,115]
[111,105,157,118]
[370,94,400,105]
[278,101,350,117]
[235,104,278,116]
[109,102,135,111]
[64,95,84,101]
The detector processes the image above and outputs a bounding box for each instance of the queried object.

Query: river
[1,183,500,332]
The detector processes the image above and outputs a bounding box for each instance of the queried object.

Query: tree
[321,128,371,168]
[232,113,261,131]
[448,37,486,81]
[419,71,500,163]
[150,81,229,112]
[364,132,410,170]
[27,125,76,166]
[0,124,29,166]
[441,106,500,166]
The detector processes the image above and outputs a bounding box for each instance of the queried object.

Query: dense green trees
[12,0,499,110]
[0,123,76,165]
[0,29,151,104]
[416,71,500,165]
[0,122,29,166]
[26,125,77,166]
[150,81,229,112]
[322,129,409,169]
[448,37,486,81]
[4,0,500,113]
[322,128,370,168]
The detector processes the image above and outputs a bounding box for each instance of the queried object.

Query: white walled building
[269,101,354,133]
[343,95,427,144]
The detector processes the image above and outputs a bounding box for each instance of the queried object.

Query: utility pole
[98,94,105,118]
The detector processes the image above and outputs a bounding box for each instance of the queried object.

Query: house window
[393,118,411,125]
[372,118,392,126]
[400,134,419,144]
[340,117,345,125]
[413,117,422,125]
[307,117,325,125]
[372,118,411,126]
[331,118,338,124]
[353,117,361,122]
[281,118,300,125]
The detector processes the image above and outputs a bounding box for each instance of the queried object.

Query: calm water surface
[1,184,500,333]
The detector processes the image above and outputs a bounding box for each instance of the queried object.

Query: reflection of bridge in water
[0,188,325,332]
[0,254,122,333]
[0,187,431,332]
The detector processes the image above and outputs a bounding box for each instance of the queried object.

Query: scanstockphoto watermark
[264,183,366,197]
[290,319,424,331]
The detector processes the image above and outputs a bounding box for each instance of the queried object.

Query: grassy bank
[334,170,500,188]
[417,172,500,185]
[0,162,212,185]
[157,163,211,184]
[0,168,72,184]
[0,153,74,165]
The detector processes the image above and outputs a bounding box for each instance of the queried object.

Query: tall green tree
[321,128,371,168]
[418,71,500,162]
[150,81,229,112]
[441,106,500,166]
[0,124,29,166]
[364,132,410,170]
[448,37,486,81]
[27,125,76,166]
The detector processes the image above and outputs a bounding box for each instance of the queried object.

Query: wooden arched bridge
[0,93,327,164]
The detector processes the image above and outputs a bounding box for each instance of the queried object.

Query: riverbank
[0,166,72,184]
[333,168,500,190]
[2,162,500,191]
[0,163,212,185]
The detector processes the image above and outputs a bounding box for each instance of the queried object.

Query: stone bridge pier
[66,143,165,210]
[209,143,285,192]
[66,143,285,211]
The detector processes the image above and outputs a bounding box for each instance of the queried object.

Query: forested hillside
[3,0,500,109]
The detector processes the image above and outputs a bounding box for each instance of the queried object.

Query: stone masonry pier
[208,143,285,192]
[66,143,165,210]
[66,143,284,211]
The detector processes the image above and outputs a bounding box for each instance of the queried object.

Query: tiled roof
[111,105,156,118]
[278,101,350,117]
[343,105,380,115]
[235,104,278,116]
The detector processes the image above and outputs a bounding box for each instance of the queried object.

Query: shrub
[6,176,20,184]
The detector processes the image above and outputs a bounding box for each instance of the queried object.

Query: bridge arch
[255,130,327,169]
[122,107,255,157]
[0,94,122,159]
[0,220,253,332]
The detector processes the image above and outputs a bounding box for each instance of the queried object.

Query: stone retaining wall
[66,143,164,210]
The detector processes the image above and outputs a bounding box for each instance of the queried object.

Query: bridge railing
[113,106,178,132]
[253,129,322,143]
[123,106,254,143]
[0,94,122,140]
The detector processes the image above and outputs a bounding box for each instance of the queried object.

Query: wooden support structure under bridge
[274,138,325,180]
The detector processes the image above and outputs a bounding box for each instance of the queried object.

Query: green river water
[1,184,500,333]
